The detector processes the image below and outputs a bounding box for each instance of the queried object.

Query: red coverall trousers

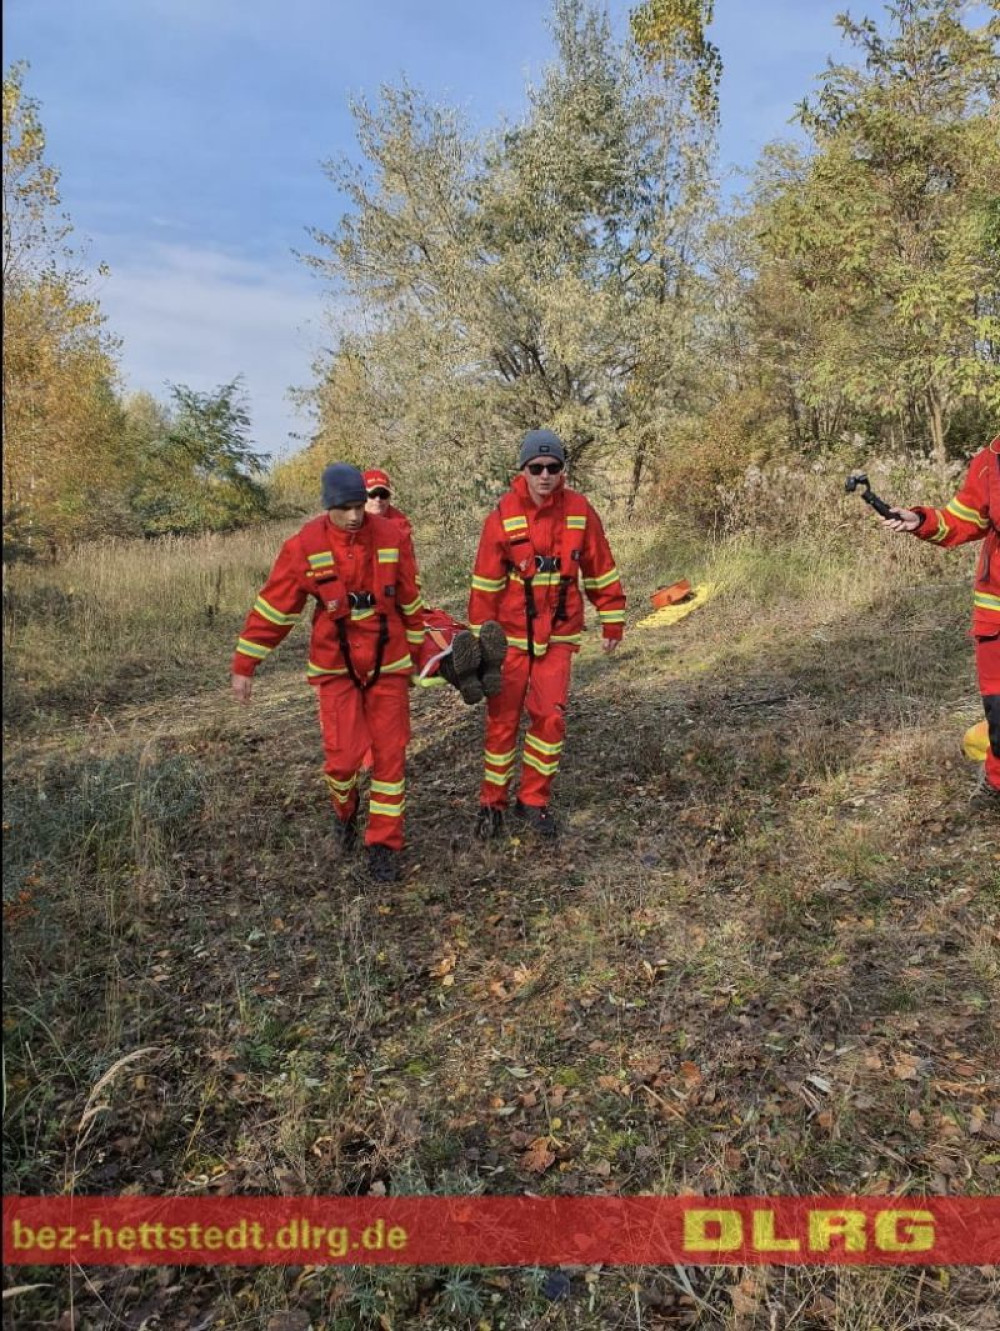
[317,676,410,850]
[481,645,574,809]
[976,633,1000,791]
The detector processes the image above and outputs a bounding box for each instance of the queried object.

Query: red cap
[363,468,391,492]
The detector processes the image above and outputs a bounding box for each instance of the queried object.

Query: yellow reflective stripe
[308,662,348,677]
[377,547,400,562]
[406,630,425,644]
[565,516,587,530]
[472,574,506,592]
[502,516,528,533]
[381,654,413,673]
[930,514,950,543]
[401,596,425,615]
[371,778,405,796]
[524,734,563,756]
[307,552,334,568]
[237,637,272,659]
[974,592,1000,612]
[550,632,582,645]
[484,769,514,786]
[351,608,376,621]
[370,799,406,817]
[583,567,620,590]
[324,773,357,805]
[504,636,548,655]
[254,595,299,626]
[468,623,484,637]
[484,747,517,765]
[522,751,560,777]
[946,499,988,528]
[598,609,626,622]
[510,571,562,586]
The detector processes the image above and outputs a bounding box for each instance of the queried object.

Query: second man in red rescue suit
[231,464,427,883]
[468,430,626,838]
[879,435,1000,808]
[363,466,508,703]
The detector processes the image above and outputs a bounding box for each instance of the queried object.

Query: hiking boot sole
[478,621,508,698]
[451,631,484,704]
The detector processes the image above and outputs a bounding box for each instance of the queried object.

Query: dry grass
[3,478,998,1329]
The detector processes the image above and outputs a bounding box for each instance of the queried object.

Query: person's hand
[231,673,253,704]
[879,508,921,533]
[602,637,621,654]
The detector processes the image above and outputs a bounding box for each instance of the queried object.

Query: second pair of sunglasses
[526,461,564,476]
[367,488,391,500]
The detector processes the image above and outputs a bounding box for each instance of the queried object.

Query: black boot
[478,621,508,698]
[444,631,484,705]
[514,799,558,839]
[367,844,400,882]
[334,807,359,853]
[970,770,1000,812]
[475,805,505,840]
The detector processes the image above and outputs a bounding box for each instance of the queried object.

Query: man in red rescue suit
[230,464,427,882]
[468,429,626,839]
[880,436,1000,808]
[363,466,508,704]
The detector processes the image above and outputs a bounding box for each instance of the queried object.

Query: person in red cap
[363,466,507,705]
[877,435,1000,809]
[363,468,413,547]
[231,463,427,883]
[468,429,626,840]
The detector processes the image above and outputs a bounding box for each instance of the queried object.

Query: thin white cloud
[97,242,331,458]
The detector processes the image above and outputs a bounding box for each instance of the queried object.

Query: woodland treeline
[3,0,998,553]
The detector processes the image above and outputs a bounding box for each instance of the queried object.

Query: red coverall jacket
[232,512,427,682]
[382,504,413,548]
[467,475,626,653]
[911,438,1000,637]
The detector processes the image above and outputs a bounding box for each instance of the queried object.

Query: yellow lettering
[874,1210,934,1253]
[225,1220,249,1250]
[752,1210,800,1252]
[683,1209,743,1251]
[275,1219,298,1249]
[808,1210,866,1252]
[326,1226,349,1257]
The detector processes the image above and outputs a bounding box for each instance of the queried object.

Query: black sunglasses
[526,460,564,476]
[366,488,391,500]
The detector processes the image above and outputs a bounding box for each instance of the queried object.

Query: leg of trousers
[480,645,574,809]
[317,676,410,849]
[480,650,530,808]
[975,633,1000,792]
[518,645,574,808]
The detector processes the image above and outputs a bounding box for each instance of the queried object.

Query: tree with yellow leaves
[2,62,121,553]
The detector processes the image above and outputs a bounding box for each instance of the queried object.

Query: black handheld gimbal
[844,472,898,520]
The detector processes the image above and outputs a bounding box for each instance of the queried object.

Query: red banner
[4,1196,998,1267]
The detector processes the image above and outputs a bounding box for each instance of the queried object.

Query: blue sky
[6,0,862,459]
